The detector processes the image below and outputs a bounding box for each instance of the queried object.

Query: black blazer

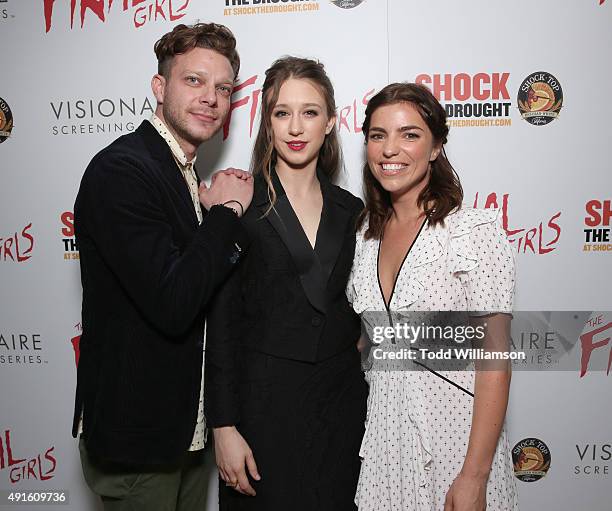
[204,170,363,427]
[72,121,248,466]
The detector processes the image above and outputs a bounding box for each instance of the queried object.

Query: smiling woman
[348,83,519,511]
[205,56,367,511]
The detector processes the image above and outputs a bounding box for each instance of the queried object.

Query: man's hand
[213,426,261,496]
[199,168,254,216]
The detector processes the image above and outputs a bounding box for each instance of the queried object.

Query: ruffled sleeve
[346,219,366,307]
[448,208,516,314]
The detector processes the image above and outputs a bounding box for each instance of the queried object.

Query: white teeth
[381,163,407,171]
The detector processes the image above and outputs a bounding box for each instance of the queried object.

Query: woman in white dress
[348,83,519,511]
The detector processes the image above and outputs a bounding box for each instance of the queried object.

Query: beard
[162,101,222,147]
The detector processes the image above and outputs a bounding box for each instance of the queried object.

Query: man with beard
[72,23,253,511]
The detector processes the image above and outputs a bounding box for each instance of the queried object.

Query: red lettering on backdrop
[336,89,375,134]
[585,199,612,227]
[71,334,81,366]
[61,212,75,237]
[580,321,612,377]
[415,73,510,101]
[71,323,83,367]
[44,0,190,32]
[1,431,57,483]
[223,82,375,139]
[223,75,259,141]
[338,105,351,132]
[473,192,561,254]
[0,431,26,470]
[169,0,190,21]
[1,224,35,262]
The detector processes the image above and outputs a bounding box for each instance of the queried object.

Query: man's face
[152,47,234,155]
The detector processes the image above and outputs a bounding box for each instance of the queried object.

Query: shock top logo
[43,0,191,32]
[512,438,551,482]
[0,429,57,483]
[331,0,365,8]
[517,72,563,126]
[0,97,14,143]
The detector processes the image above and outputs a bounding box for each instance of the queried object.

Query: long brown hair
[357,83,463,239]
[250,56,342,209]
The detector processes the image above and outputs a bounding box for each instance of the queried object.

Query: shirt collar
[148,113,196,168]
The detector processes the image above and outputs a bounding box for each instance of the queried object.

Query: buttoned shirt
[149,114,206,451]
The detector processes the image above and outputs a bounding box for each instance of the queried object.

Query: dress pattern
[347,208,519,510]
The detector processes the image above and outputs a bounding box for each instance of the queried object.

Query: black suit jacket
[72,121,247,466]
[204,170,363,427]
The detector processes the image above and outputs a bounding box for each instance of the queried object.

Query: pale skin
[150,46,253,214]
[213,77,336,495]
[367,102,511,511]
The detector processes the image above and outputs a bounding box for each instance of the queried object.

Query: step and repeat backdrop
[1,1,611,510]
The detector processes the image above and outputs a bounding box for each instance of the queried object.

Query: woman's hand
[443,472,487,511]
[213,426,261,496]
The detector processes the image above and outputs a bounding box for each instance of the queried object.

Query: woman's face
[270,78,335,172]
[366,101,441,199]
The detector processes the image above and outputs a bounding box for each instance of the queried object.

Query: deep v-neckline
[285,192,324,253]
[376,218,428,310]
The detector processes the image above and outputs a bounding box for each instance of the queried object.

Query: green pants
[79,438,211,511]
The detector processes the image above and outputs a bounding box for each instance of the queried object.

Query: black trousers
[219,345,367,511]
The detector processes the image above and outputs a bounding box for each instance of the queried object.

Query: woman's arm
[205,266,261,496]
[444,313,512,511]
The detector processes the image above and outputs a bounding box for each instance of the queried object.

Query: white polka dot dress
[347,208,519,511]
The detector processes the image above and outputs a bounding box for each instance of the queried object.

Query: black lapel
[138,121,198,227]
[254,172,327,313]
[315,170,352,282]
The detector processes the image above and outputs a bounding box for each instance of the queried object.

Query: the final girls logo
[44,0,191,32]
[416,73,512,128]
[579,313,612,378]
[1,224,34,263]
[0,430,57,484]
[473,192,561,254]
[223,74,374,140]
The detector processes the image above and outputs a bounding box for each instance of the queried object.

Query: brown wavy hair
[250,56,342,210]
[357,83,463,239]
[154,22,240,79]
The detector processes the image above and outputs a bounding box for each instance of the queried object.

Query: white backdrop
[1,1,611,510]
